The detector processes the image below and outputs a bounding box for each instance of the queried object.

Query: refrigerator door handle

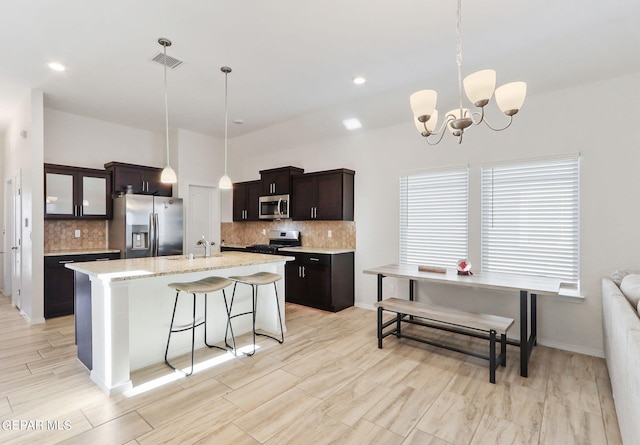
[149,212,156,257]
[154,213,159,256]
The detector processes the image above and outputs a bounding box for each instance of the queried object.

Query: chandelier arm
[425,129,448,146]
[422,118,450,137]
[480,115,514,132]
[469,109,485,126]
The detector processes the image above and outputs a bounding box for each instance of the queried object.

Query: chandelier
[410,0,526,145]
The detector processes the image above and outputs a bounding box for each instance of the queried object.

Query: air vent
[152,53,183,69]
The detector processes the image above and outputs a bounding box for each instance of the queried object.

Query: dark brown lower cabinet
[44,252,119,370]
[285,251,354,312]
[44,253,120,319]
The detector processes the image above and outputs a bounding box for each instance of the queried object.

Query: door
[3,179,11,295]
[155,197,183,257]
[11,173,22,308]
[187,185,218,256]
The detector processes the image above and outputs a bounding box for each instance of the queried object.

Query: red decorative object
[457,259,473,275]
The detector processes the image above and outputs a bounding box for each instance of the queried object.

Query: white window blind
[400,168,469,267]
[481,157,580,284]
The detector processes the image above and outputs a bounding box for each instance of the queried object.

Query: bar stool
[165,276,233,375]
[226,272,284,356]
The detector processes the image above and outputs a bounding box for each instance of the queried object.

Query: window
[481,156,580,285]
[400,168,469,267]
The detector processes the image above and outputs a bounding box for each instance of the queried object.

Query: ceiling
[2,0,640,140]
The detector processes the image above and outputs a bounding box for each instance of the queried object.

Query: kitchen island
[66,251,293,395]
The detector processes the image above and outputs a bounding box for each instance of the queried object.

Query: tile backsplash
[221,220,355,249]
[45,219,355,252]
[44,220,108,252]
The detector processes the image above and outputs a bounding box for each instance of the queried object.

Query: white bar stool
[226,272,284,356]
[165,276,233,375]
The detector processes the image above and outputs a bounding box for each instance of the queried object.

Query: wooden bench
[374,298,514,383]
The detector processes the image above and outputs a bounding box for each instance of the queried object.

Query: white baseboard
[536,339,604,358]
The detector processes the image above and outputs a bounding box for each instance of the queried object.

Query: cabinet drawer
[293,253,331,266]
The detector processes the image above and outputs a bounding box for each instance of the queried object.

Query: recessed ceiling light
[343,118,362,130]
[353,76,366,85]
[48,62,66,72]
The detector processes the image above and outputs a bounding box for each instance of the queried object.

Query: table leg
[520,289,529,377]
[377,274,383,348]
[531,293,537,346]
[409,280,414,301]
[408,279,415,321]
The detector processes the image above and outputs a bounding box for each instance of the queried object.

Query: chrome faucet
[197,235,214,257]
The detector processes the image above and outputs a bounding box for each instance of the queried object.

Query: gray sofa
[602,271,640,445]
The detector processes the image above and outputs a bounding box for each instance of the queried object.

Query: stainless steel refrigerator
[109,194,183,258]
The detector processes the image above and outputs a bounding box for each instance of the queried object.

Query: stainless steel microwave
[259,194,290,219]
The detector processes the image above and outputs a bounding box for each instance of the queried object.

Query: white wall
[0,135,4,293]
[44,109,166,170]
[2,90,45,323]
[175,128,226,249]
[228,71,640,357]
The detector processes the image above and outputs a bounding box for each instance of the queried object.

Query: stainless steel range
[246,230,301,254]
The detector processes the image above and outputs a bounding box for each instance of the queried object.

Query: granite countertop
[45,249,121,257]
[221,244,355,254]
[279,247,355,254]
[65,251,294,282]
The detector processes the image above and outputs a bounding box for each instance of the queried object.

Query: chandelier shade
[410,0,526,145]
[463,69,496,107]
[414,109,439,136]
[495,81,527,116]
[410,90,438,122]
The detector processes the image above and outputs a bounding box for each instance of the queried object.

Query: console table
[363,264,562,377]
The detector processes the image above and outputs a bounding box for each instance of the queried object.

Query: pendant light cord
[224,70,228,175]
[163,43,170,166]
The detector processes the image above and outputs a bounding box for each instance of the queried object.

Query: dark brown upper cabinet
[232,180,262,221]
[104,162,172,197]
[291,169,355,221]
[44,164,111,220]
[259,166,304,196]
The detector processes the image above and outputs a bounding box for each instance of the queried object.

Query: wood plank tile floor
[0,293,623,444]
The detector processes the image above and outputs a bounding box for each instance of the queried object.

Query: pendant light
[159,37,177,184]
[218,66,233,189]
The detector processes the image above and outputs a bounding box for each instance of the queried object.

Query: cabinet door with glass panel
[44,164,111,219]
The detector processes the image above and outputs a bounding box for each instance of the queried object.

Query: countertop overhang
[45,249,121,256]
[221,245,355,255]
[65,251,294,282]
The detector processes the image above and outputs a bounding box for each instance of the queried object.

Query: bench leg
[501,333,507,367]
[396,313,402,338]
[377,307,383,349]
[489,329,496,384]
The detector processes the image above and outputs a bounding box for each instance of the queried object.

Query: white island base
[68,252,292,395]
